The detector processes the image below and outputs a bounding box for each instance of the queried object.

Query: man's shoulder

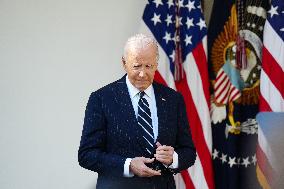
[153,81,181,97]
[90,77,124,97]
[93,81,118,94]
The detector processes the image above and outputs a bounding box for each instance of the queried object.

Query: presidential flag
[208,0,269,188]
[140,0,214,188]
[257,0,284,188]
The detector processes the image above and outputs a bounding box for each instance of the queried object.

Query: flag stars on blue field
[177,17,183,26]
[169,50,175,62]
[167,0,174,8]
[252,155,257,165]
[212,149,219,159]
[151,13,161,25]
[268,5,279,18]
[186,17,194,29]
[213,148,257,168]
[267,1,284,43]
[228,156,237,168]
[197,18,206,30]
[163,32,172,44]
[242,157,251,168]
[144,0,207,67]
[165,14,173,26]
[281,10,284,32]
[153,0,163,8]
[186,0,195,11]
[221,153,227,164]
[185,35,192,45]
[179,0,185,7]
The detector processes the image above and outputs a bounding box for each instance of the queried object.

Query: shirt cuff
[123,158,134,177]
[168,151,178,169]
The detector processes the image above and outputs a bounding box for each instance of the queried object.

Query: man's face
[123,45,158,91]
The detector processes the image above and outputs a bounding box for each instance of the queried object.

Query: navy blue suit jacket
[78,75,196,189]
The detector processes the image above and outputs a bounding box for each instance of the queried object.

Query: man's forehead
[127,45,156,56]
[127,52,155,63]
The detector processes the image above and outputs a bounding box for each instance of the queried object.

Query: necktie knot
[139,91,145,98]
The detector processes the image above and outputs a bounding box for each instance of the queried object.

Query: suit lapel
[153,82,168,144]
[114,77,169,154]
[115,75,146,154]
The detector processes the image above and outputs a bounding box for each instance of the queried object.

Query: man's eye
[146,65,154,69]
[133,65,141,68]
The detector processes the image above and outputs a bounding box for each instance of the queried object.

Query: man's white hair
[123,33,159,62]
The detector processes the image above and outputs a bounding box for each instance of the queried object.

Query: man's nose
[138,70,145,77]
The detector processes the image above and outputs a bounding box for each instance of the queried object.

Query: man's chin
[135,84,148,91]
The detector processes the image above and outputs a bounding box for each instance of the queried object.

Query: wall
[0,1,144,188]
[0,0,214,188]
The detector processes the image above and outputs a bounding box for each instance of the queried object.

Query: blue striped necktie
[137,91,155,154]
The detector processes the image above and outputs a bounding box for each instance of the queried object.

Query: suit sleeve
[174,93,196,172]
[78,92,126,176]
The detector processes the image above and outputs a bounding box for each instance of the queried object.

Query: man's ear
[122,56,127,70]
[122,56,126,65]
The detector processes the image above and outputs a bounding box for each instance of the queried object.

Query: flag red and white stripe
[257,1,284,187]
[259,22,284,112]
[214,69,241,105]
[140,11,214,189]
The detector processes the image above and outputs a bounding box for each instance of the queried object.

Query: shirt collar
[125,75,154,99]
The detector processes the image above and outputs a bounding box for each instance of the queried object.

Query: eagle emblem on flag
[210,3,266,135]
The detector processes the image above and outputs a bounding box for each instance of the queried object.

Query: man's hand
[154,142,174,166]
[130,157,161,177]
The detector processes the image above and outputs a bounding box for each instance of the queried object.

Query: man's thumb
[156,141,162,147]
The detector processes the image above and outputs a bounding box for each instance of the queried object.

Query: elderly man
[78,34,196,189]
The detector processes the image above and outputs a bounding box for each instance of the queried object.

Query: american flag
[140,0,214,188]
[214,65,243,105]
[258,0,284,188]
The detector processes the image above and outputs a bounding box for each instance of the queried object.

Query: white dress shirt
[123,75,178,177]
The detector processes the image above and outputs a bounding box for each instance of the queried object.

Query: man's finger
[143,158,155,164]
[143,167,161,176]
[156,149,173,156]
[156,145,173,151]
[155,154,170,160]
[156,141,162,147]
